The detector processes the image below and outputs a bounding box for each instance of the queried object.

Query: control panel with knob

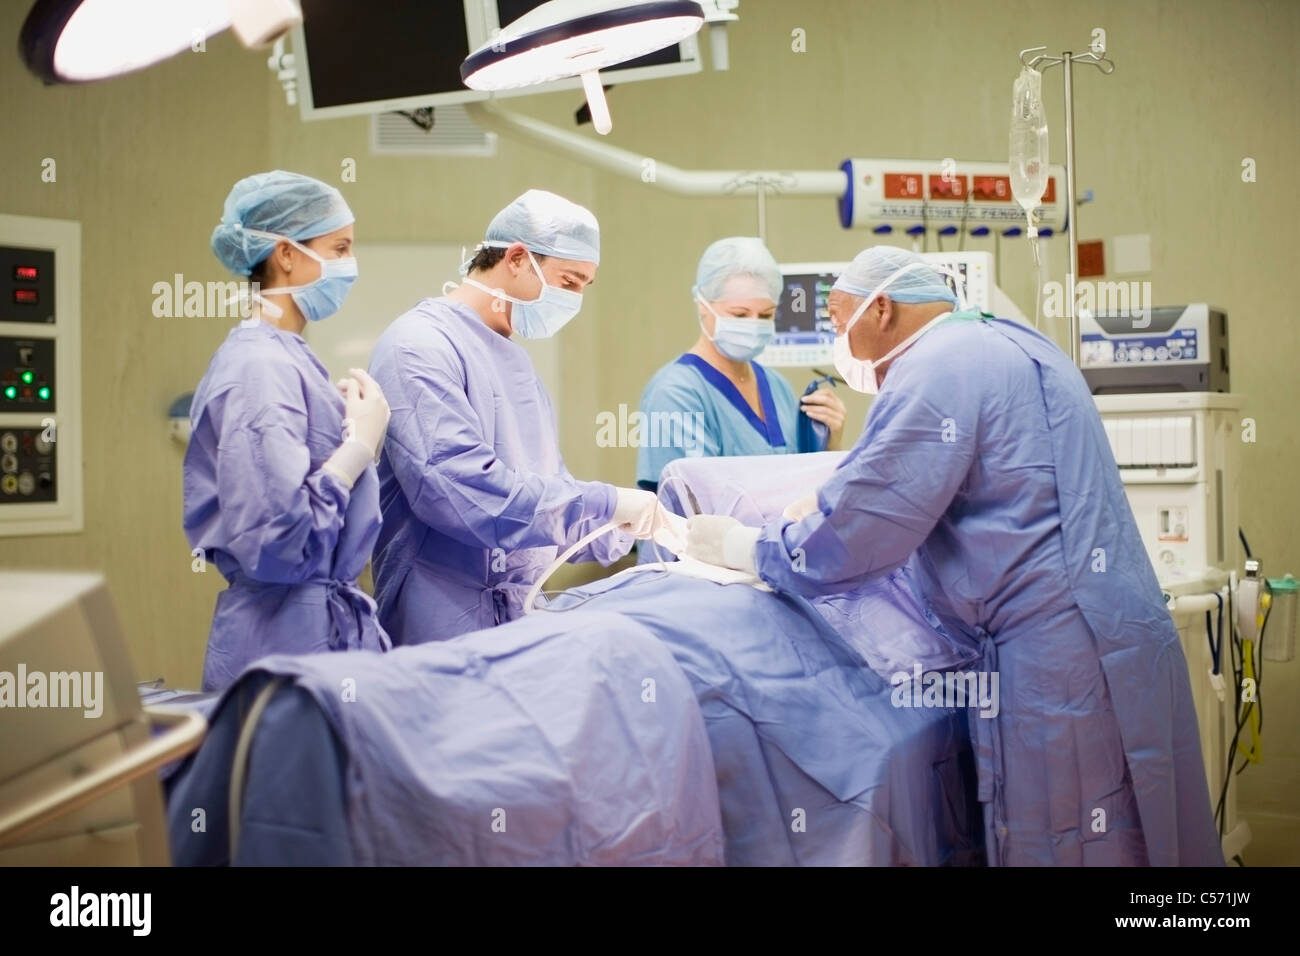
[0,214,82,535]
[0,426,57,503]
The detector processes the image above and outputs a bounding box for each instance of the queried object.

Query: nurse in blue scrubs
[636,237,846,493]
[187,170,392,691]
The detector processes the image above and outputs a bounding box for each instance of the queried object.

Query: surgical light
[461,0,705,136]
[19,0,302,84]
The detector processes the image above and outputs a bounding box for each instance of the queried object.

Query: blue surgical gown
[636,354,800,492]
[183,319,390,692]
[368,297,630,646]
[755,312,1222,867]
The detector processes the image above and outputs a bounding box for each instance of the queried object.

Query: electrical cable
[229,675,286,862]
[524,475,701,614]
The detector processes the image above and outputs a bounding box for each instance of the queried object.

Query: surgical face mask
[832,262,965,395]
[462,245,583,339]
[697,297,775,362]
[247,230,358,322]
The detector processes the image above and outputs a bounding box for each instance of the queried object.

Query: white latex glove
[782,492,820,522]
[321,439,373,489]
[338,368,391,458]
[685,515,760,573]
[612,487,659,539]
[651,508,689,555]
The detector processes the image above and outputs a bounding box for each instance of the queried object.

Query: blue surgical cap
[484,189,600,264]
[693,237,783,302]
[833,245,958,306]
[211,170,355,276]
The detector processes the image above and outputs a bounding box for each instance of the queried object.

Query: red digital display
[13,289,38,304]
[972,176,1012,201]
[884,173,924,199]
[14,266,38,281]
[928,174,968,199]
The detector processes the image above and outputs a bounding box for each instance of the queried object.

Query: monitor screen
[761,253,993,368]
[296,0,699,120]
[299,1,470,111]
[925,251,991,313]
[763,264,846,368]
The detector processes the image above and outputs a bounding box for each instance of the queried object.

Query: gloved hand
[612,487,659,539]
[651,508,689,555]
[321,440,372,489]
[685,515,760,573]
[338,368,391,458]
[782,492,820,522]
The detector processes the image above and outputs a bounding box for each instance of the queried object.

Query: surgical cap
[833,245,958,306]
[484,189,601,264]
[693,237,783,303]
[211,170,355,276]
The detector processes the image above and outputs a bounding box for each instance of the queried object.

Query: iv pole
[1019,44,1114,367]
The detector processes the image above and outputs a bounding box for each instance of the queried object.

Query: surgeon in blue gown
[636,237,845,494]
[368,190,663,645]
[185,171,392,692]
[685,245,1222,867]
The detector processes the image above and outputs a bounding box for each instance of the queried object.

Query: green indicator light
[38,386,50,400]
[20,370,34,384]
[3,386,16,400]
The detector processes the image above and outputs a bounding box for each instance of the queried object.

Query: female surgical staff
[636,237,846,493]
[184,170,392,692]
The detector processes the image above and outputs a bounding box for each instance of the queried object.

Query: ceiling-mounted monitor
[294,0,702,121]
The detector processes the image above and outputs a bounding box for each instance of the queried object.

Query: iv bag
[1009,65,1048,236]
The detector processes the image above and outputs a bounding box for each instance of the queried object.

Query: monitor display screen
[296,0,697,119]
[300,0,471,110]
[763,264,846,368]
[761,253,993,368]
[776,269,840,340]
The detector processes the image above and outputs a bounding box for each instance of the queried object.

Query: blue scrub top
[636,353,800,491]
[752,313,1223,866]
